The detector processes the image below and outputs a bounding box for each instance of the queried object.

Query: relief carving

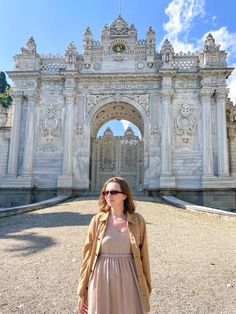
[40,106,62,137]
[175,104,196,143]
[75,125,85,135]
[86,94,111,114]
[132,94,150,115]
[86,93,150,116]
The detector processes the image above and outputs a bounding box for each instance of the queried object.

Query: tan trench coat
[77,211,152,312]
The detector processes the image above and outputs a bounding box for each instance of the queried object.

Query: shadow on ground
[0,210,94,256]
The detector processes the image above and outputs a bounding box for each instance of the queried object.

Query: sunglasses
[102,190,124,196]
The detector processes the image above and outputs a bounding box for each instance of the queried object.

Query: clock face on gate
[112,42,127,53]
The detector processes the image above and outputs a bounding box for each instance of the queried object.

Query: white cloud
[200,27,236,62]
[160,0,205,53]
[228,67,236,105]
[162,0,236,104]
[163,0,205,41]
[121,120,130,132]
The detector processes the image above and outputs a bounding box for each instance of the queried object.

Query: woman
[77,177,151,314]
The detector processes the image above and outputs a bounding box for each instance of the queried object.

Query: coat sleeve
[139,216,152,294]
[77,215,97,298]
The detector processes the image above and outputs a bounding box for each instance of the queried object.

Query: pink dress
[88,221,146,314]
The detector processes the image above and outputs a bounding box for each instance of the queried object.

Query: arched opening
[90,102,144,192]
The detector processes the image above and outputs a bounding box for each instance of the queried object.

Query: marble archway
[88,100,146,192]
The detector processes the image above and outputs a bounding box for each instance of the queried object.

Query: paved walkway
[0,196,235,314]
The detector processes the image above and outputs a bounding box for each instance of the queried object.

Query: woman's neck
[110,207,125,217]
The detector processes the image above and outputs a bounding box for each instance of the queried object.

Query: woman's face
[104,182,127,209]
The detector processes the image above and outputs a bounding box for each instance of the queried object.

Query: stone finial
[160,39,174,54]
[203,33,220,52]
[160,39,174,67]
[129,23,137,39]
[65,41,77,69]
[102,24,110,38]
[65,41,77,55]
[147,26,155,36]
[146,26,156,47]
[21,37,37,54]
[84,27,92,36]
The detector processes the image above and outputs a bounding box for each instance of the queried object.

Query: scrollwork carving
[132,94,150,115]
[40,106,62,137]
[175,104,196,143]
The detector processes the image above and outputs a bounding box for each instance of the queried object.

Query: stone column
[200,88,214,176]
[160,87,175,187]
[57,89,75,188]
[22,92,38,176]
[7,91,23,176]
[215,89,229,175]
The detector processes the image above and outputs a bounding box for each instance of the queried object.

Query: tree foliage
[0,87,12,108]
[0,71,12,108]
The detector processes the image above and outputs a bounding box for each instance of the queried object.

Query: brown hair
[98,177,136,214]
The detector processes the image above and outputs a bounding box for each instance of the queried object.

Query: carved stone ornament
[110,15,129,35]
[160,39,174,56]
[40,106,62,137]
[175,104,196,143]
[41,144,56,152]
[110,40,129,61]
[87,93,150,116]
[86,94,111,114]
[204,33,220,52]
[132,94,150,115]
[21,37,37,55]
[75,125,84,135]
[65,41,77,56]
[151,125,160,136]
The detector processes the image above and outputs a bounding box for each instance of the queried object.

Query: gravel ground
[0,196,235,314]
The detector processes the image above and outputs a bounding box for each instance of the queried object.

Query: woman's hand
[77,296,88,314]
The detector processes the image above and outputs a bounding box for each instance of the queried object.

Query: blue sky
[1,0,236,136]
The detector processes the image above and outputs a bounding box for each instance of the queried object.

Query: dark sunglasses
[102,190,124,196]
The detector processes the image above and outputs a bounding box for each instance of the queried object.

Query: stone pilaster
[57,88,75,188]
[160,86,175,188]
[1,91,36,188]
[6,91,23,176]
[215,89,229,176]
[200,88,234,188]
[22,92,38,176]
[200,88,214,177]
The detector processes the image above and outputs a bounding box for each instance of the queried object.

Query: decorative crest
[21,37,37,55]
[204,33,220,52]
[110,15,129,35]
[65,41,77,55]
[160,39,174,54]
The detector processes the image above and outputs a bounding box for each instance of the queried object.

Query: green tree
[0,72,9,93]
[0,87,12,108]
[0,72,12,108]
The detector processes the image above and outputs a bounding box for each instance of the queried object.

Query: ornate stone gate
[1,15,236,199]
[91,127,143,192]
